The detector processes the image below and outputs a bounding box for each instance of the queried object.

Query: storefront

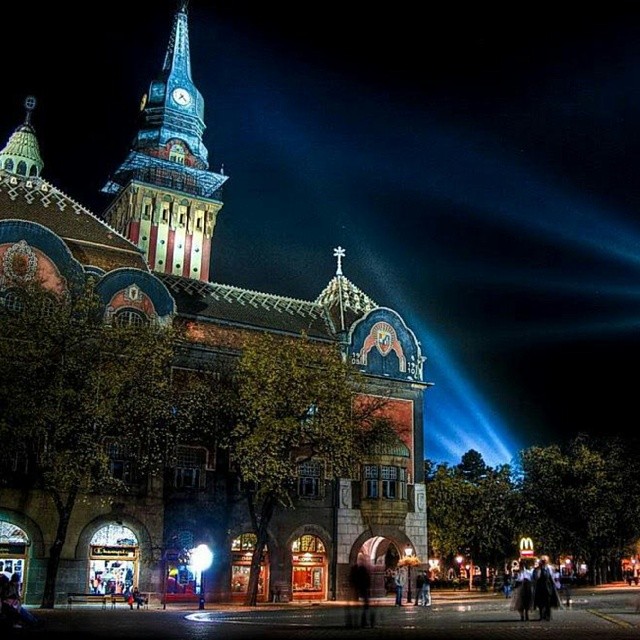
[88,524,139,594]
[291,534,326,601]
[0,521,29,597]
[230,533,269,602]
[163,547,198,603]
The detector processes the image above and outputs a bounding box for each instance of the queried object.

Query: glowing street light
[402,546,421,604]
[191,544,213,610]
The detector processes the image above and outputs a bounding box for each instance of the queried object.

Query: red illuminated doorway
[291,534,326,601]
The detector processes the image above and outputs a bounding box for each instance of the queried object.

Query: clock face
[172,87,192,106]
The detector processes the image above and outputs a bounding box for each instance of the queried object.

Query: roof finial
[333,246,345,276]
[24,96,36,126]
[178,0,189,13]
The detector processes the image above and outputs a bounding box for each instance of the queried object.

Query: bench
[66,593,127,609]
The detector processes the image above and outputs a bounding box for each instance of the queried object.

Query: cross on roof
[333,246,345,276]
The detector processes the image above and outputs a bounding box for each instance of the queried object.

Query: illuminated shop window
[291,535,325,554]
[230,533,268,598]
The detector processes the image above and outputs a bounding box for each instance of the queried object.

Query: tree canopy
[0,280,181,606]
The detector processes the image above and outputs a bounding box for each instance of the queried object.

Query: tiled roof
[158,273,337,340]
[315,275,378,334]
[0,171,149,271]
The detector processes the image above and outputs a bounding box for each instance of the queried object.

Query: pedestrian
[2,573,40,629]
[131,586,145,609]
[532,555,561,621]
[346,557,375,628]
[510,562,534,621]
[424,569,432,606]
[414,570,425,606]
[502,571,513,598]
[394,566,407,606]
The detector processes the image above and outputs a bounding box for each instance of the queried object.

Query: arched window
[0,289,59,318]
[0,521,30,588]
[113,308,148,328]
[169,143,185,164]
[1,289,24,313]
[89,524,139,595]
[291,535,325,554]
[4,158,14,172]
[16,161,27,176]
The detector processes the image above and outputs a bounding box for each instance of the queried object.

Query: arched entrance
[356,537,404,598]
[0,521,29,597]
[88,524,139,595]
[291,534,327,601]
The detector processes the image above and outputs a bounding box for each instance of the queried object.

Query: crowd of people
[508,555,563,621]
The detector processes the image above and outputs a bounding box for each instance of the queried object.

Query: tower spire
[0,96,44,178]
[162,0,193,83]
[101,4,227,283]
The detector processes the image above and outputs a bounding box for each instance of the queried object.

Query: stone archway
[349,531,412,599]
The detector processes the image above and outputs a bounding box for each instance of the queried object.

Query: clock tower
[101,1,227,282]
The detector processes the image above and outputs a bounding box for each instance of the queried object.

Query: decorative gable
[349,307,424,382]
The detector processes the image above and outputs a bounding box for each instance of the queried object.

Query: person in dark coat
[346,557,375,628]
[510,562,534,620]
[532,556,561,621]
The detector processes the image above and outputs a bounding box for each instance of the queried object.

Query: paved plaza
[8,584,640,640]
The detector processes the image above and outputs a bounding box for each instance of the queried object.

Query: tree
[0,280,180,607]
[227,331,395,606]
[517,435,640,585]
[426,450,517,590]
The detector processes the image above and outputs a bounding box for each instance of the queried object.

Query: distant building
[0,4,431,605]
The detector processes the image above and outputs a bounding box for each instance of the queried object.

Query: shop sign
[519,537,535,557]
[293,555,323,564]
[91,545,137,558]
[0,544,27,555]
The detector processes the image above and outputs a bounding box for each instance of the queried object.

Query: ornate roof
[158,246,378,341]
[158,273,335,340]
[0,171,148,272]
[315,247,377,334]
[0,97,43,179]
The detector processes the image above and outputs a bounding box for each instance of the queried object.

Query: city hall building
[0,4,431,606]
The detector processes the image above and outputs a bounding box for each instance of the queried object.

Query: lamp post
[404,546,414,604]
[192,544,213,610]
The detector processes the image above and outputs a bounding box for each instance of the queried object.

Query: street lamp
[192,544,213,610]
[404,546,414,604]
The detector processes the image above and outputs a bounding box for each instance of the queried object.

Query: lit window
[231,533,257,551]
[291,534,325,553]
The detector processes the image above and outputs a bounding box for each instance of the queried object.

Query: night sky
[4,2,640,467]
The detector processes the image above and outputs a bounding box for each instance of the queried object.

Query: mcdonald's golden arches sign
[519,537,535,557]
